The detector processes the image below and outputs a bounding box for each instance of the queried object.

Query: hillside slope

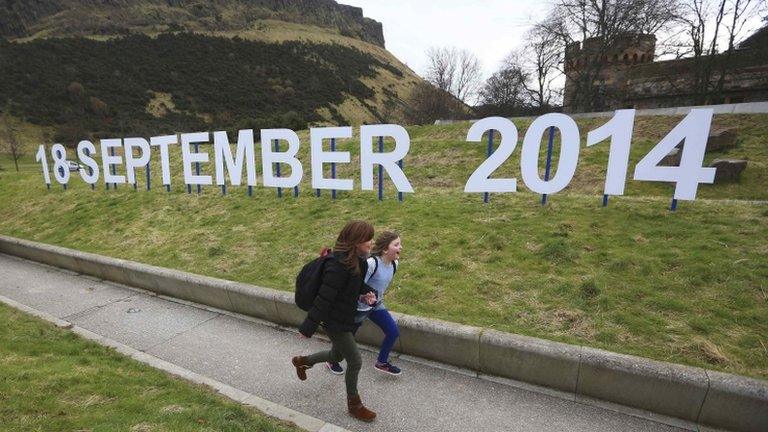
[0,0,385,46]
[0,0,423,132]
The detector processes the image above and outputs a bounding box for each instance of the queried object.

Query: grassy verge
[1,115,766,380]
[0,302,301,431]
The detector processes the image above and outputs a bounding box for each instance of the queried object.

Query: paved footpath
[0,253,696,432]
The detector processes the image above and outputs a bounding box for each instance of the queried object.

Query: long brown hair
[332,220,374,274]
[371,230,400,257]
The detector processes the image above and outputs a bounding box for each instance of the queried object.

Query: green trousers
[305,331,362,396]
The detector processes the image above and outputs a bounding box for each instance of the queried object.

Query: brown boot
[291,356,311,381]
[347,394,376,422]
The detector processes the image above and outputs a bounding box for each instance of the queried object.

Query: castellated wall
[563,31,768,112]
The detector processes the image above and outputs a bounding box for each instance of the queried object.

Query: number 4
[633,109,716,200]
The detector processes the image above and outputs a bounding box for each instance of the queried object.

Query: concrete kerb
[227,281,284,325]
[576,346,709,422]
[2,235,767,431]
[479,329,581,394]
[396,313,481,370]
[698,371,768,432]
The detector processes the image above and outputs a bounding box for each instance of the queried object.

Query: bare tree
[425,47,456,92]
[479,55,531,114]
[454,49,483,104]
[405,81,467,125]
[1,103,24,172]
[520,26,563,108]
[674,0,765,104]
[537,0,680,112]
[425,47,483,104]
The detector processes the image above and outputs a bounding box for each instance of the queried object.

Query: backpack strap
[369,256,379,279]
[371,256,397,278]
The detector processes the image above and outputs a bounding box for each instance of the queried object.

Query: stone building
[563,26,768,112]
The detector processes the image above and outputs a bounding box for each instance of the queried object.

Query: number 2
[464,117,518,193]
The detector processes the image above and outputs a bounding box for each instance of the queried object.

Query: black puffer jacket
[298,252,374,337]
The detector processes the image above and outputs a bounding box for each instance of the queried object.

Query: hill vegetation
[0,0,386,47]
[0,33,410,143]
[0,0,423,131]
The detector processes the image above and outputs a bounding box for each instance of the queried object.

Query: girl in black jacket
[291,220,378,422]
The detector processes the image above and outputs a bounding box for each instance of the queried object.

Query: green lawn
[1,114,766,380]
[0,302,301,431]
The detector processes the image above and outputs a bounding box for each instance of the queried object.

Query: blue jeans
[354,308,400,363]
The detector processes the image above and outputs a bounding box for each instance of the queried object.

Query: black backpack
[295,254,330,311]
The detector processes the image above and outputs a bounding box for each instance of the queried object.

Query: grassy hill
[1,113,766,380]
[1,1,423,134]
[1,33,414,139]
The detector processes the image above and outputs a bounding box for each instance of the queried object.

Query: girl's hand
[360,292,377,305]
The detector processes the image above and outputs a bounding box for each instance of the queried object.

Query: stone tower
[563,34,656,112]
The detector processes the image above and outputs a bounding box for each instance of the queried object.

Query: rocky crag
[0,0,385,47]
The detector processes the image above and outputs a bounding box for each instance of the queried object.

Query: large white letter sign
[360,125,414,193]
[124,137,151,185]
[633,109,716,200]
[35,145,52,186]
[101,138,126,185]
[150,135,176,186]
[51,144,70,185]
[521,113,580,194]
[77,140,100,184]
[213,129,257,187]
[261,129,303,188]
[310,126,353,191]
[465,117,518,193]
[587,109,635,196]
[181,132,213,186]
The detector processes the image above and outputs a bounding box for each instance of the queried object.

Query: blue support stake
[110,147,117,189]
[671,198,678,211]
[194,142,201,194]
[85,148,95,190]
[398,159,404,202]
[378,136,384,201]
[187,184,191,194]
[331,138,337,200]
[602,194,609,207]
[274,139,282,198]
[57,152,66,191]
[222,185,226,196]
[248,185,252,197]
[484,130,494,204]
[541,126,555,206]
[146,159,151,191]
[133,182,137,190]
[166,184,171,192]
[46,183,51,190]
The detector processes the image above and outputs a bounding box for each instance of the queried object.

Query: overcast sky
[338,0,550,79]
[338,0,766,84]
